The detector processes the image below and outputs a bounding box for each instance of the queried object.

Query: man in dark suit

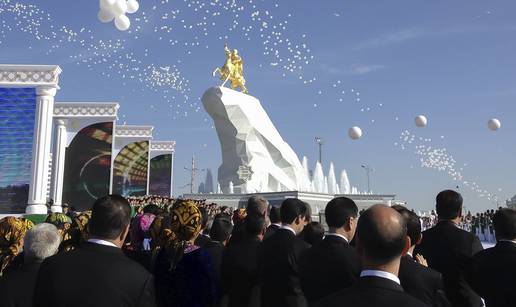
[392,205,450,307]
[0,223,60,307]
[471,208,516,307]
[194,207,211,247]
[33,195,156,307]
[203,214,233,279]
[414,190,483,307]
[299,197,360,304]
[264,206,281,239]
[259,198,311,307]
[221,214,267,307]
[315,204,428,307]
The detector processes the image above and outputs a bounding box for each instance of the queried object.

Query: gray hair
[23,223,61,261]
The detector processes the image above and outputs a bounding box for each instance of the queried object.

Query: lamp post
[315,137,324,165]
[361,164,373,193]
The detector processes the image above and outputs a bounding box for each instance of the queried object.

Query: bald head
[357,204,407,265]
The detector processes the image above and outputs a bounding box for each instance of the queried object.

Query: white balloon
[97,9,114,23]
[126,0,139,14]
[488,118,501,131]
[114,14,131,31]
[415,115,428,127]
[100,0,116,10]
[111,0,128,17]
[348,126,362,140]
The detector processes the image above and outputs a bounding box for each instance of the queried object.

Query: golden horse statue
[212,44,248,94]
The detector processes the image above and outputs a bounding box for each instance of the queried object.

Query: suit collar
[436,220,460,228]
[81,242,124,255]
[279,225,297,236]
[324,234,349,244]
[360,270,401,285]
[357,275,404,292]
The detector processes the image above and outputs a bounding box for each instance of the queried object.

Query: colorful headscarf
[233,208,247,225]
[163,201,202,271]
[170,200,202,243]
[46,212,72,227]
[0,217,34,274]
[46,213,72,241]
[74,211,92,241]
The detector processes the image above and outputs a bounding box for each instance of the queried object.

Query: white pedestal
[202,86,309,194]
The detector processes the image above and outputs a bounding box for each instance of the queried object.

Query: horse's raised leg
[221,74,231,87]
[212,67,220,77]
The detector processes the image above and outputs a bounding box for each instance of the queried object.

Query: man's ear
[416,233,422,245]
[344,217,353,231]
[401,236,411,256]
[119,224,130,242]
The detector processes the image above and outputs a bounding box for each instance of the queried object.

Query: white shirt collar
[88,239,118,248]
[325,233,349,243]
[499,239,516,244]
[280,225,297,236]
[406,251,413,258]
[272,223,282,227]
[360,270,401,285]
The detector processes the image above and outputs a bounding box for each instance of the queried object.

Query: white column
[50,119,67,212]
[26,86,57,214]
[170,151,175,197]
[146,146,151,195]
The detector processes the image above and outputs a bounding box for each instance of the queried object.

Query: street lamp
[315,137,324,164]
[361,164,373,193]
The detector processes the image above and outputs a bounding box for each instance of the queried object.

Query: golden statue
[212,44,248,94]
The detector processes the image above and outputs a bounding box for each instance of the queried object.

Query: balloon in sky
[98,0,139,31]
[97,9,115,23]
[487,118,501,131]
[126,0,140,14]
[415,115,428,127]
[348,126,362,140]
[115,15,130,31]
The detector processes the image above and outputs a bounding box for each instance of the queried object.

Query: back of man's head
[436,190,463,220]
[89,195,131,240]
[24,223,60,262]
[269,206,281,224]
[280,198,309,224]
[247,195,269,217]
[246,214,267,238]
[325,197,358,228]
[357,204,407,266]
[209,216,233,242]
[392,205,421,247]
[493,208,516,241]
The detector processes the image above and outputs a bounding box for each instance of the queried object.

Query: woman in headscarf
[45,212,73,242]
[153,200,219,307]
[58,211,91,252]
[0,217,34,275]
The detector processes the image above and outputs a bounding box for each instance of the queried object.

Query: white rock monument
[202,86,308,194]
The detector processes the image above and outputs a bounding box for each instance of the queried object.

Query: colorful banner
[62,122,113,211]
[112,140,149,197]
[149,154,172,196]
[0,88,36,213]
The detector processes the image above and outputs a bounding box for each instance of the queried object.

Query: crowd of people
[0,190,514,307]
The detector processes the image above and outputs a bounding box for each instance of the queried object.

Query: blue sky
[1,0,515,212]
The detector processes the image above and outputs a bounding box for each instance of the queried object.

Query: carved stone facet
[115,125,154,138]
[53,103,119,118]
[150,141,176,152]
[0,65,61,86]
